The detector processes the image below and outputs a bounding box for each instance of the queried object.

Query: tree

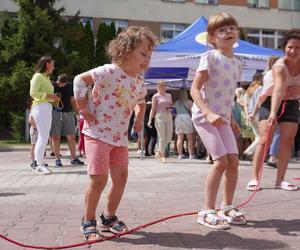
[81,20,95,68]
[60,14,89,75]
[0,0,64,137]
[0,0,98,138]
[34,0,56,9]
[95,22,117,66]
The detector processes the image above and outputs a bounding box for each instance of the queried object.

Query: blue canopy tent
[145,16,283,88]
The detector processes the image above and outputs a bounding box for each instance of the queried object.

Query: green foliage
[0,61,32,129]
[61,13,83,52]
[34,0,56,9]
[10,60,33,102]
[0,0,119,135]
[95,22,117,66]
[0,0,60,131]
[60,14,94,75]
[82,20,95,68]
[0,75,11,122]
[10,111,25,141]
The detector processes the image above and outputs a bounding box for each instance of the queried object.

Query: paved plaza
[0,144,300,250]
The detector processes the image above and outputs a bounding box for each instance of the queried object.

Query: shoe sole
[34,171,51,175]
[33,168,52,175]
[197,217,231,230]
[100,224,128,234]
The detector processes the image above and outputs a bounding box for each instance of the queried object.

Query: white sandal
[219,205,247,225]
[246,179,260,191]
[275,181,298,191]
[197,209,230,230]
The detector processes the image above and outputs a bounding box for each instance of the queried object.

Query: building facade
[1,0,300,49]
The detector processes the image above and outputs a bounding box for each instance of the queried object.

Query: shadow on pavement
[246,219,300,236]
[0,147,28,152]
[115,230,288,249]
[0,192,26,197]
[51,170,87,175]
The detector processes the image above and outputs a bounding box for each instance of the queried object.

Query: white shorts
[175,114,194,134]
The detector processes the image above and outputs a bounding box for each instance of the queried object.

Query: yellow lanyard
[53,98,64,111]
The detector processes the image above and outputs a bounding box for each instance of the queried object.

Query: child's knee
[228,155,239,169]
[214,156,229,171]
[90,175,108,190]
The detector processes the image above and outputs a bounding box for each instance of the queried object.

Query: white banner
[149,51,268,82]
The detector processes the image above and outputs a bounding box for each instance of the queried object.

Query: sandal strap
[82,227,102,241]
[199,210,227,226]
[110,220,127,232]
[100,214,119,226]
[222,206,244,218]
[81,218,102,241]
[81,218,97,229]
[198,209,217,216]
[83,228,98,235]
[222,205,235,213]
[100,213,128,232]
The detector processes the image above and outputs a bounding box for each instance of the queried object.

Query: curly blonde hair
[107,26,157,66]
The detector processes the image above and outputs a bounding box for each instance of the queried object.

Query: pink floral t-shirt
[83,64,147,146]
[192,50,242,124]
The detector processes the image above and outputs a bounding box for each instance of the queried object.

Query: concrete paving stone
[0,241,21,250]
[30,235,62,246]
[1,144,300,249]
[7,222,37,231]
[0,218,17,228]
[125,245,156,250]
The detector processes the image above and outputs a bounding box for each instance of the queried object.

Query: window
[277,31,286,49]
[278,0,300,10]
[247,0,269,8]
[195,0,218,4]
[102,19,128,31]
[246,29,284,49]
[160,23,186,43]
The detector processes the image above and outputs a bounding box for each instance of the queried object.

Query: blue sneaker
[71,158,84,165]
[55,158,63,167]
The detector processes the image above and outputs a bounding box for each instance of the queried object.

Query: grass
[0,139,29,146]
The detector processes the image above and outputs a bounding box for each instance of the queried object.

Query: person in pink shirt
[191,12,246,230]
[73,26,157,241]
[147,81,173,163]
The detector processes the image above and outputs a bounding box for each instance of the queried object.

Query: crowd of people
[27,13,300,241]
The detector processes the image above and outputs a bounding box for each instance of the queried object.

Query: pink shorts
[84,136,128,176]
[193,122,238,161]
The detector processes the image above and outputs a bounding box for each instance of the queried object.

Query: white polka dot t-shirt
[83,64,147,146]
[192,50,242,124]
